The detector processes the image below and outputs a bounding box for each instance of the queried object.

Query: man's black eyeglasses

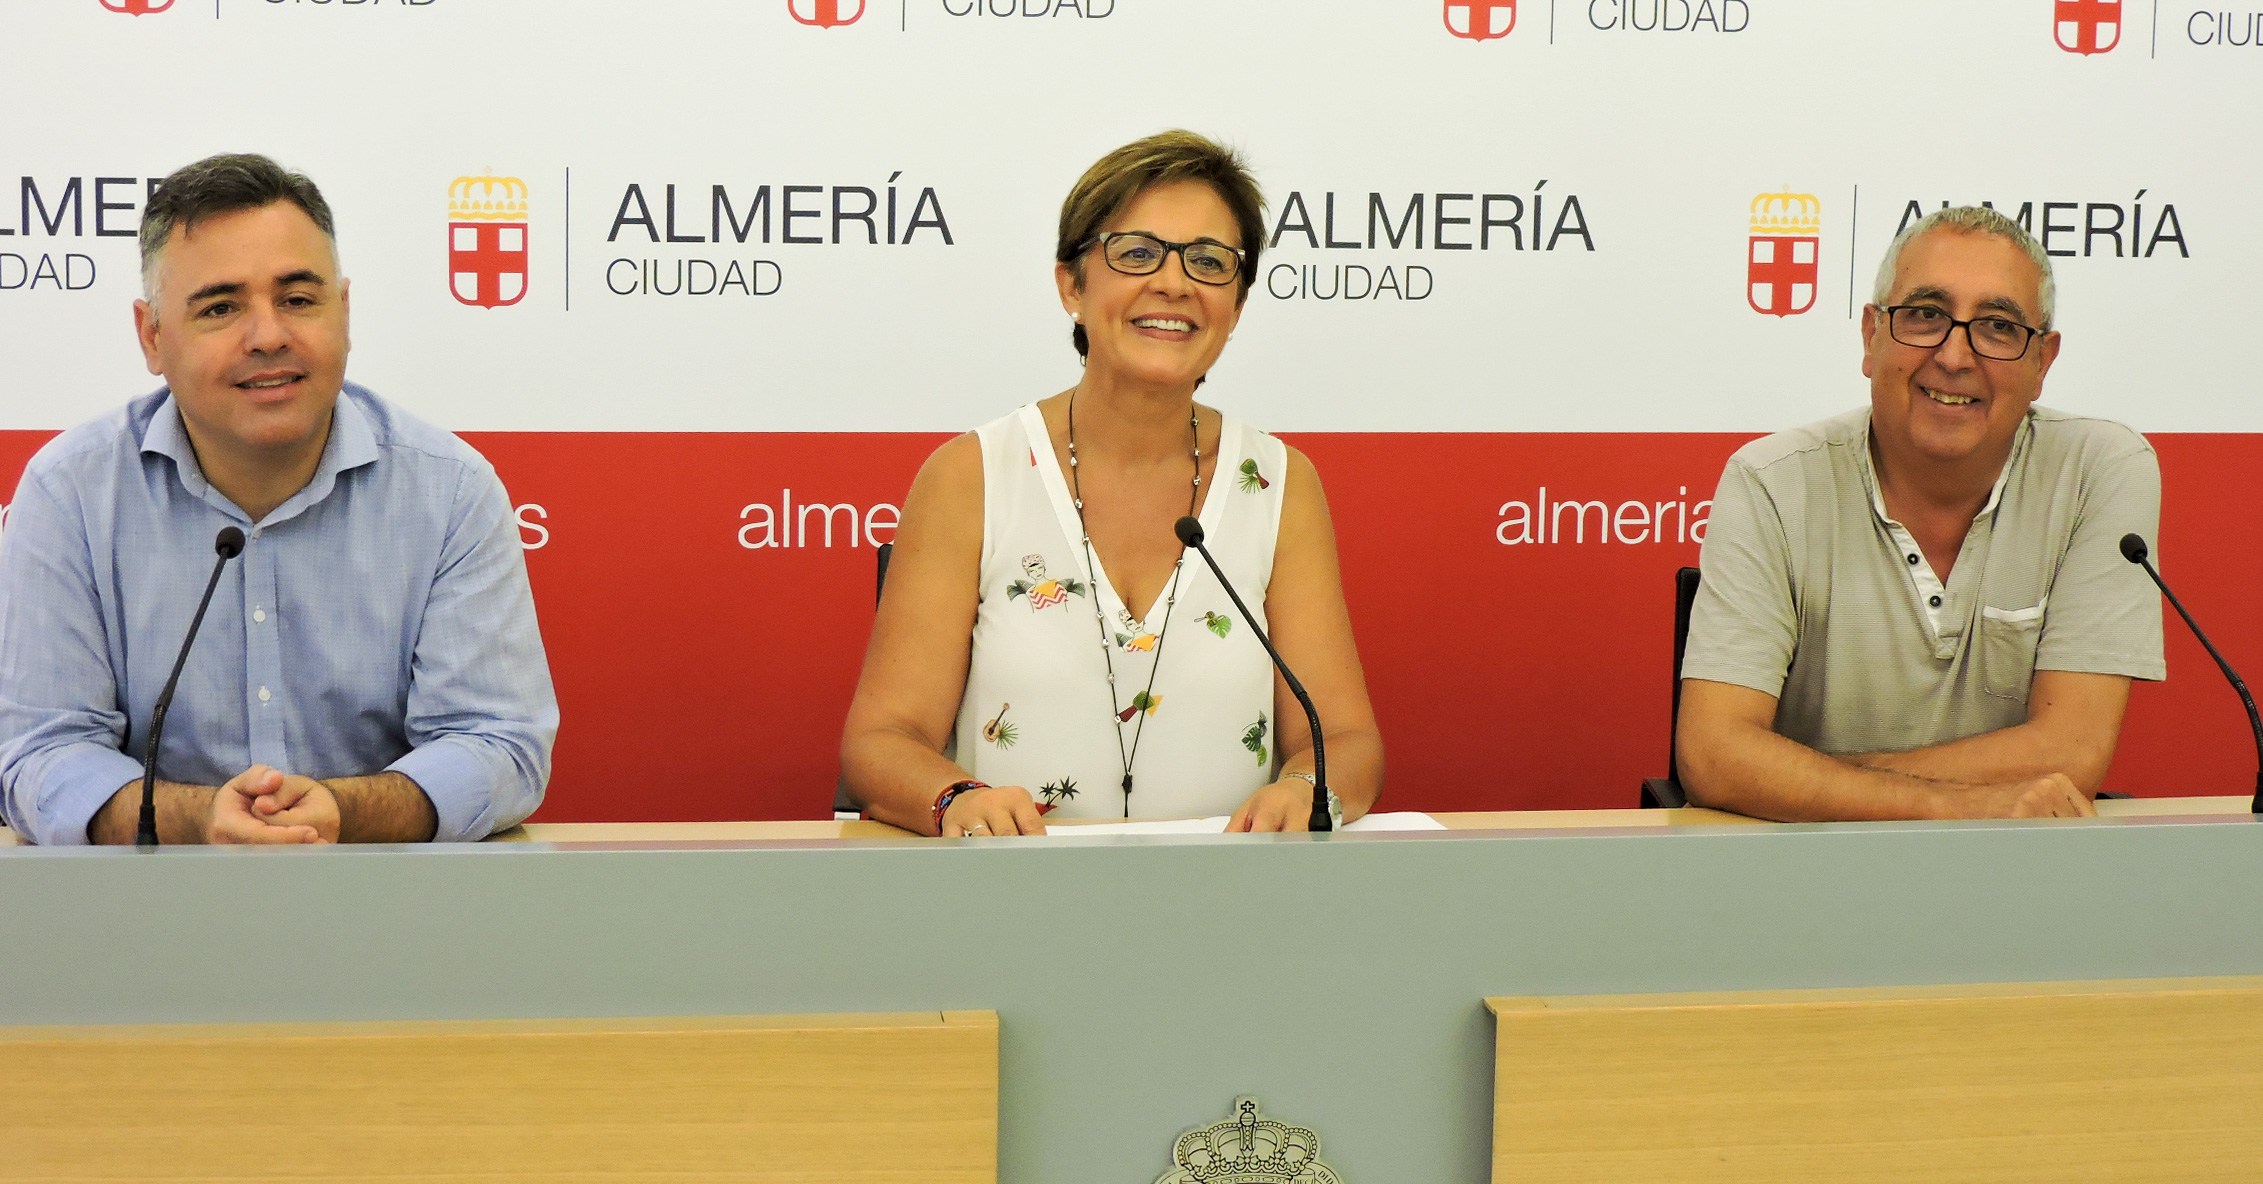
[1884,304,2047,361]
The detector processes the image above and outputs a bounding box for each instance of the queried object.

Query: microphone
[2121,532,2263,814]
[137,526,246,848]
[1175,515,1331,831]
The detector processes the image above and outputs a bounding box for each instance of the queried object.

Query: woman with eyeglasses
[839,130,1384,837]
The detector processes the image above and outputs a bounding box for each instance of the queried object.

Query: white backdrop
[5,0,2256,434]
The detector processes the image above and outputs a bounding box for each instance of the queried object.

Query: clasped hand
[207,764,340,844]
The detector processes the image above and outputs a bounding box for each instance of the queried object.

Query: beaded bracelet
[932,780,989,835]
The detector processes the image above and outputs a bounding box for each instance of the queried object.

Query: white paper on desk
[1345,811,1448,832]
[1051,812,1445,836]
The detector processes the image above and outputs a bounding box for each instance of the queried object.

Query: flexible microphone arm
[1175,516,1330,832]
[2121,533,2263,814]
[138,526,247,848]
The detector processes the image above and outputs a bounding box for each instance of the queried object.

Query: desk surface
[9,795,2238,846]
[6,796,2259,1183]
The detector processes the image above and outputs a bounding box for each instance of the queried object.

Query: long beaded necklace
[1065,390,1202,816]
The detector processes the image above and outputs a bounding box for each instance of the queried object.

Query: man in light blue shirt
[0,153,556,845]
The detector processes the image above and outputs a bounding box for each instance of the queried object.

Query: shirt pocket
[1978,598,2048,703]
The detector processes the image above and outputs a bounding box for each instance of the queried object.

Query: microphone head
[214,526,246,560]
[1173,516,1205,547]
[2119,533,2148,565]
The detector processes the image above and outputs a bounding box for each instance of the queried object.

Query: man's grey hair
[1871,205,2056,331]
[140,153,336,303]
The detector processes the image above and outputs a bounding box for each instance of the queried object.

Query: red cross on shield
[2054,0,2121,54]
[99,0,175,12]
[1748,234,1818,318]
[449,222,528,309]
[1444,0,1515,40]
[790,0,865,26]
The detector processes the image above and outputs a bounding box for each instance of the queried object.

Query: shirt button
[253,609,267,623]
[258,686,272,702]
[1907,553,1920,566]
[251,528,261,541]
[1929,595,1943,608]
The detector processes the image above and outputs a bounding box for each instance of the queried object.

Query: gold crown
[1156,1099,1343,1184]
[449,174,529,222]
[1750,188,1821,236]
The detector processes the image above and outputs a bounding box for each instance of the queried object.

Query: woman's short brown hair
[1055,130,1266,359]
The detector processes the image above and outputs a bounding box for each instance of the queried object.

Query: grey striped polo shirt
[1683,405,2164,756]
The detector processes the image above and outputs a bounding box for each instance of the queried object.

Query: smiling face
[1055,179,1246,392]
[1861,227,2058,475]
[134,201,350,471]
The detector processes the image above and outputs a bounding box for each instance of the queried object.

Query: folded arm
[1839,670,2131,793]
[81,768,436,845]
[0,469,150,846]
[1676,677,2100,821]
[386,463,559,841]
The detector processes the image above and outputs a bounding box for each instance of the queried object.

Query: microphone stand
[139,527,246,848]
[1175,517,1330,831]
[2123,534,2263,814]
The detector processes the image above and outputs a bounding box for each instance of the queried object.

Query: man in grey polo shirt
[1676,206,2163,821]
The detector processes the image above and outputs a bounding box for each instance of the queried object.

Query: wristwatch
[1284,772,1344,830]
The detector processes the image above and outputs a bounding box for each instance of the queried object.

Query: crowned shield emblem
[1155,1098,1345,1184]
[1747,189,1820,318]
[447,174,529,309]
[2054,0,2121,54]
[99,0,175,12]
[1444,0,1515,40]
[790,0,865,26]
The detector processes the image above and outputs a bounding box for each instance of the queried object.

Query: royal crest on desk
[1155,1096,1345,1184]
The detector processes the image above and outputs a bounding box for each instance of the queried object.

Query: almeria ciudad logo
[1747,188,1820,318]
[447,174,530,309]
[99,0,174,13]
[1445,0,1515,41]
[790,0,865,26]
[2054,0,2121,54]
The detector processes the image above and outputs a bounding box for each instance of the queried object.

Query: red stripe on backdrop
[2,429,2258,819]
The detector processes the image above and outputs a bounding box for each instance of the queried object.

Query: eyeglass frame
[1878,303,2051,362]
[1078,231,1249,287]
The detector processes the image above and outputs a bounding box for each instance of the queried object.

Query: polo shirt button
[1929,595,1943,608]
[258,686,271,702]
[1907,553,1920,565]
[253,609,267,623]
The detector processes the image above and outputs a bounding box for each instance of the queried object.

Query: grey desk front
[4,801,2260,1182]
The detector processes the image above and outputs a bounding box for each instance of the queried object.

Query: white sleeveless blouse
[953,404,1288,819]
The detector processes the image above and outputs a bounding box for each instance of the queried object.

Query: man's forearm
[325,772,438,843]
[86,780,217,846]
[1844,722,2109,793]
[1681,723,1962,822]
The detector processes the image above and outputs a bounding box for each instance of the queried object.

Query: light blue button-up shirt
[0,383,557,845]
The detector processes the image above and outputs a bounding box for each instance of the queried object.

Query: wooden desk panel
[1488,979,2263,1183]
[0,1011,997,1182]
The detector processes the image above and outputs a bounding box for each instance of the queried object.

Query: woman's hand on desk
[1228,780,1329,833]
[941,786,1049,837]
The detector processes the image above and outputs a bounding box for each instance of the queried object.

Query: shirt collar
[1859,410,2032,526]
[139,386,383,525]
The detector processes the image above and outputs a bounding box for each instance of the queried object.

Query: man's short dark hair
[139,153,336,298]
